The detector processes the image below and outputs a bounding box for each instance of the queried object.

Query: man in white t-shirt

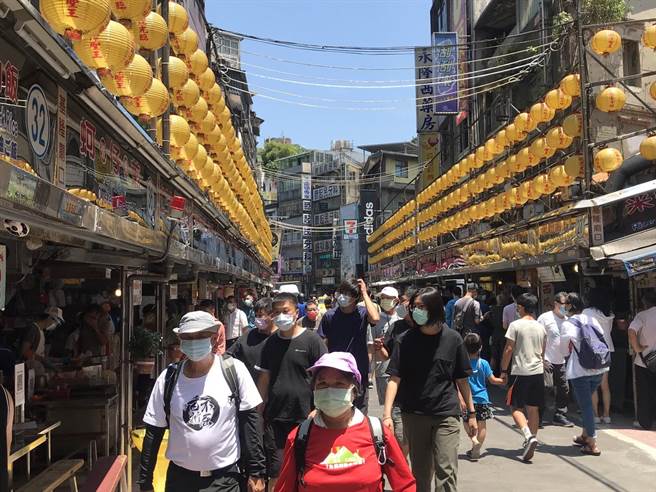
[537,292,573,427]
[628,290,656,430]
[501,293,546,463]
[224,296,249,350]
[138,311,266,492]
[502,285,524,331]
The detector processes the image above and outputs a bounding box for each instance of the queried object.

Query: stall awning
[574,179,656,209]
[590,228,656,261]
[608,242,656,277]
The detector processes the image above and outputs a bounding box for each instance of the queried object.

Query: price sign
[27,85,50,158]
[7,167,37,206]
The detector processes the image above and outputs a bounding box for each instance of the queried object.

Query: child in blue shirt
[461,332,504,460]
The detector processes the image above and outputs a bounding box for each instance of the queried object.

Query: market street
[368,387,656,492]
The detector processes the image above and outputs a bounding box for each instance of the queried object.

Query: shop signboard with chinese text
[432,32,459,114]
[602,189,656,243]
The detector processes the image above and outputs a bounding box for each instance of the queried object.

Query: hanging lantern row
[40,0,272,264]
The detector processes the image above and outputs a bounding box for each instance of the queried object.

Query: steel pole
[161,0,170,157]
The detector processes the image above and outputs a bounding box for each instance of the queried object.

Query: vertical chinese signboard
[418,133,440,191]
[432,32,459,114]
[415,46,439,132]
[451,1,469,124]
[55,87,67,187]
[301,173,312,275]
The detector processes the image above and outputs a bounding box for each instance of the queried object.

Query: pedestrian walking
[298,300,321,331]
[228,298,275,382]
[224,296,249,350]
[241,292,257,331]
[138,311,266,492]
[561,293,610,456]
[384,287,477,492]
[274,352,416,491]
[583,288,615,424]
[452,283,483,336]
[628,290,656,430]
[197,299,227,356]
[318,278,379,414]
[256,293,327,489]
[537,292,573,427]
[444,286,462,328]
[500,293,546,462]
[502,285,523,331]
[460,333,504,461]
[371,286,400,406]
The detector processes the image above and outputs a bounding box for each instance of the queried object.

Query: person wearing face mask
[299,300,321,331]
[21,307,64,365]
[318,278,380,415]
[256,293,327,489]
[274,352,415,491]
[242,292,257,331]
[138,311,266,492]
[384,287,476,492]
[225,296,249,350]
[537,292,573,427]
[371,287,400,406]
[228,298,276,382]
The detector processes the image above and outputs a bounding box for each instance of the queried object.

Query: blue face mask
[273,313,295,331]
[412,308,429,326]
[559,305,567,316]
[337,294,352,308]
[180,338,212,361]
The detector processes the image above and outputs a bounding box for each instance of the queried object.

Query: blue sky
[205,0,432,150]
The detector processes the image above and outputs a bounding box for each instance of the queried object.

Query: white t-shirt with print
[143,355,262,472]
[629,306,656,369]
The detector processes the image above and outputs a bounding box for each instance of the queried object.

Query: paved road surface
[368,382,656,492]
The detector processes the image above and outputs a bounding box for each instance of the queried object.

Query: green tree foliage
[582,0,629,24]
[258,140,305,169]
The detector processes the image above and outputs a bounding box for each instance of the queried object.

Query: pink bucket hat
[307,351,362,385]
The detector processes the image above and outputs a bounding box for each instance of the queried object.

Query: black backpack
[163,354,241,426]
[294,415,388,485]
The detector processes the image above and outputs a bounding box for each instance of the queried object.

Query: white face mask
[273,313,295,331]
[380,298,396,312]
[313,386,354,417]
[337,294,352,308]
[396,304,408,319]
[180,338,212,361]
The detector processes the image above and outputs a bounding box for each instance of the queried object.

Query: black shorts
[509,374,545,408]
[264,420,298,478]
[462,403,494,421]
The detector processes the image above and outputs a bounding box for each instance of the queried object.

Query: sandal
[572,436,587,447]
[581,445,601,456]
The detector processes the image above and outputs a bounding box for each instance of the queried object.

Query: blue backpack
[571,317,611,370]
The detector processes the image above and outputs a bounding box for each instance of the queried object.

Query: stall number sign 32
[27,84,50,158]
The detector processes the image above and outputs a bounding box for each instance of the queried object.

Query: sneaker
[470,441,482,460]
[466,449,479,462]
[602,416,611,425]
[368,380,374,390]
[553,414,575,427]
[522,436,538,462]
[594,417,601,424]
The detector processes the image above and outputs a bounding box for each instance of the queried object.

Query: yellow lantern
[171,27,199,57]
[534,174,556,195]
[100,53,152,97]
[496,160,510,180]
[591,29,622,55]
[594,147,623,172]
[505,123,518,143]
[529,137,554,159]
[564,155,585,178]
[546,127,573,149]
[485,138,499,157]
[506,154,521,174]
[530,102,555,124]
[131,12,167,51]
[177,133,199,162]
[185,97,208,123]
[496,129,507,150]
[156,114,190,148]
[158,1,189,34]
[649,81,656,101]
[545,88,572,110]
[549,165,573,187]
[517,147,539,168]
[562,113,582,138]
[596,86,626,112]
[123,78,169,120]
[73,20,135,74]
[41,0,111,40]
[519,182,532,203]
[475,146,487,166]
[172,78,200,109]
[507,187,519,207]
[195,69,214,93]
[158,56,189,89]
[640,136,656,160]
[560,73,581,97]
[186,49,209,76]
[205,83,224,109]
[110,0,150,23]
[514,112,532,133]
[644,24,656,49]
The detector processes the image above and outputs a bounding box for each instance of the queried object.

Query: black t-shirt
[227,329,270,382]
[383,318,413,357]
[319,306,372,383]
[259,329,327,423]
[387,326,471,417]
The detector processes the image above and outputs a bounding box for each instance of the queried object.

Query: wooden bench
[16,459,84,492]
[79,455,128,492]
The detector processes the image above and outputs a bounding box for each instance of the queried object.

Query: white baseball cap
[380,286,399,298]
[173,311,219,334]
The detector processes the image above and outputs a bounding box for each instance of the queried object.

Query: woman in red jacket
[274,352,415,492]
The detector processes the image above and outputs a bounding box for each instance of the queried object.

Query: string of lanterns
[370,23,656,266]
[40,0,272,266]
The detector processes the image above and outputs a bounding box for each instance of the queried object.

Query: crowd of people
[127,279,656,492]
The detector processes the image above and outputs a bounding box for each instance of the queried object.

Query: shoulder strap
[366,416,388,466]
[220,354,241,409]
[294,418,314,485]
[163,362,184,428]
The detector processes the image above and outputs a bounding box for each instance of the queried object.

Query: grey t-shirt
[453,296,481,332]
[371,312,399,377]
